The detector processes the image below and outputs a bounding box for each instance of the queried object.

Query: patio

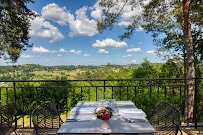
[0,78,203,134]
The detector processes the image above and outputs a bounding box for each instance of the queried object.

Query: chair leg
[17,126,26,135]
[179,127,182,135]
[12,127,17,135]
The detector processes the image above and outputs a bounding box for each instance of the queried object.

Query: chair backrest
[149,101,181,135]
[32,102,63,134]
[0,101,17,135]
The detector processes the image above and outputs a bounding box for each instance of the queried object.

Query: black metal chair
[31,102,64,135]
[0,101,17,135]
[149,101,182,135]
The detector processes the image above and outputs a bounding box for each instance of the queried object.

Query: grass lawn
[15,112,69,127]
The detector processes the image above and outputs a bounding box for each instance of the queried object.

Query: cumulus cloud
[68,7,99,37]
[126,48,141,52]
[147,50,167,55]
[158,51,167,55]
[90,0,148,31]
[32,46,57,53]
[29,13,64,43]
[41,3,71,25]
[157,60,167,63]
[131,60,137,63]
[92,38,127,48]
[98,49,109,54]
[90,1,102,21]
[21,54,38,58]
[117,21,132,26]
[84,53,90,56]
[69,50,82,54]
[146,50,156,55]
[123,54,132,57]
[41,3,99,37]
[59,48,68,52]
[118,5,143,27]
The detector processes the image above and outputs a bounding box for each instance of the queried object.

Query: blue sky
[0,0,165,66]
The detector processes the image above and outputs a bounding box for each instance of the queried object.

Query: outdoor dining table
[57,101,157,135]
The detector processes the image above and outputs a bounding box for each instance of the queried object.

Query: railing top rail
[0,78,202,83]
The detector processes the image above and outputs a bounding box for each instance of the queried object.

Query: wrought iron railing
[0,78,202,129]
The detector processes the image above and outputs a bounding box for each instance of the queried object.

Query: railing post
[180,85,182,127]
[134,86,136,106]
[194,78,197,129]
[13,81,17,129]
[28,87,31,128]
[81,87,83,101]
[104,80,106,99]
[0,88,1,108]
[96,87,97,101]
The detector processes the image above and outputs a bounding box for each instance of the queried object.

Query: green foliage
[190,0,203,27]
[0,0,37,62]
[160,59,183,78]
[132,58,158,78]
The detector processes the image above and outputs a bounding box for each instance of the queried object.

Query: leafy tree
[84,70,92,79]
[132,58,158,78]
[0,0,37,62]
[97,0,201,122]
[159,59,183,78]
[104,62,113,72]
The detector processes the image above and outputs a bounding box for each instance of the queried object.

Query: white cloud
[138,42,143,44]
[123,54,132,57]
[158,51,167,55]
[59,48,67,52]
[136,26,144,31]
[90,1,102,21]
[117,21,132,26]
[131,60,137,63]
[41,3,72,25]
[118,4,143,27]
[98,49,109,54]
[146,50,156,55]
[90,0,147,31]
[68,7,99,37]
[126,48,141,52]
[29,13,64,43]
[92,38,127,48]
[147,50,167,55]
[57,54,61,56]
[41,3,99,37]
[157,60,167,63]
[20,54,37,58]
[84,53,90,56]
[32,46,57,53]
[69,50,82,54]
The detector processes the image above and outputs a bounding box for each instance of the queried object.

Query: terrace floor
[8,124,203,135]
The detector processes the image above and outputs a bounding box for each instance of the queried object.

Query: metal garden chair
[0,101,17,135]
[31,102,64,135]
[149,101,182,135]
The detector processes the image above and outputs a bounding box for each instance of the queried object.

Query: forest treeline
[0,63,140,80]
[0,58,202,81]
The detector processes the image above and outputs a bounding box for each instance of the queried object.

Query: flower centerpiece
[96,107,113,120]
[95,107,113,130]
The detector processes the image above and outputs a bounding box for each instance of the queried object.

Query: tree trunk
[183,0,195,123]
